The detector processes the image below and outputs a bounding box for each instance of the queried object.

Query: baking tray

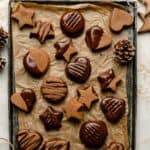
[8,0,137,149]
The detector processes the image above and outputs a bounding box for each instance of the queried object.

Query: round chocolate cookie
[23,48,50,78]
[41,76,68,103]
[79,121,108,148]
[60,11,85,37]
[66,57,91,83]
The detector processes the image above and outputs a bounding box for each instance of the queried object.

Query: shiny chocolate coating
[21,88,36,112]
[66,57,91,83]
[86,25,104,51]
[40,106,63,130]
[23,52,40,77]
[98,69,115,91]
[80,121,108,148]
[60,11,85,37]
[101,96,125,123]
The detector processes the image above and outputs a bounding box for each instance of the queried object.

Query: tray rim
[8,1,137,150]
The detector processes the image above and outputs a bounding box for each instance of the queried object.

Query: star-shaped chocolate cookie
[30,21,55,44]
[40,106,63,130]
[12,4,35,29]
[63,97,83,121]
[54,39,78,62]
[77,86,98,109]
[138,13,150,33]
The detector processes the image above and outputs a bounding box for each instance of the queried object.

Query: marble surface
[0,0,150,149]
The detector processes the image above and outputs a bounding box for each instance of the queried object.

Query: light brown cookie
[77,86,98,109]
[138,13,150,33]
[30,21,55,44]
[41,76,68,103]
[11,88,36,113]
[12,4,35,29]
[63,97,83,121]
[54,39,78,62]
[17,129,43,150]
[110,8,133,32]
[23,48,50,78]
[142,0,150,16]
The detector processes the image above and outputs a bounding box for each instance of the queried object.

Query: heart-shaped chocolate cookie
[66,57,91,83]
[11,88,36,113]
[86,25,112,51]
[100,96,125,123]
[110,8,134,32]
[17,129,43,150]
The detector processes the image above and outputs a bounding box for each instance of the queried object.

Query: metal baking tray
[8,0,137,149]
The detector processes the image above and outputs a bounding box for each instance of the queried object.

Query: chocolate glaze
[86,25,104,51]
[21,88,36,112]
[23,52,42,78]
[98,69,115,91]
[60,11,85,37]
[101,96,126,123]
[80,121,108,148]
[66,57,91,83]
[40,106,63,130]
[54,39,71,59]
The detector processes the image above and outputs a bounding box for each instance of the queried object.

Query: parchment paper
[11,2,130,149]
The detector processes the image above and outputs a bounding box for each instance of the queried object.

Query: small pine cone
[0,57,6,72]
[114,40,135,64]
[0,27,8,49]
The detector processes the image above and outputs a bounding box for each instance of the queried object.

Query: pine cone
[0,57,6,72]
[0,27,8,49]
[114,40,135,63]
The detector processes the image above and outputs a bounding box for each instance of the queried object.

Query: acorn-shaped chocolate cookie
[79,121,108,148]
[114,39,135,63]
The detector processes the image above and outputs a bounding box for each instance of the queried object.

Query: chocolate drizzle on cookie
[17,129,43,150]
[41,76,68,103]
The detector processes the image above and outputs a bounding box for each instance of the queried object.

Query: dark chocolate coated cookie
[41,76,68,103]
[66,57,91,83]
[23,48,50,78]
[79,121,108,148]
[40,106,63,130]
[60,11,85,37]
[101,96,126,123]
